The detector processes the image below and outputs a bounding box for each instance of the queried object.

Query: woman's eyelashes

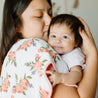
[36,16,43,18]
[36,13,52,18]
[34,12,43,18]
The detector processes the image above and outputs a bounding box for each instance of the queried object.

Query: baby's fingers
[53,82,56,87]
[46,71,54,75]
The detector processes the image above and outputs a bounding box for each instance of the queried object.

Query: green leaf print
[23,91,26,95]
[15,74,18,82]
[42,59,47,63]
[27,76,32,79]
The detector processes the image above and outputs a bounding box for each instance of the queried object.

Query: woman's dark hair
[0,0,52,74]
[48,14,84,47]
[47,0,52,7]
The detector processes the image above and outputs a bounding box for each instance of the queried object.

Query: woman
[0,0,97,98]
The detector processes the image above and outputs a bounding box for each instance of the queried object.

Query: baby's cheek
[48,39,54,46]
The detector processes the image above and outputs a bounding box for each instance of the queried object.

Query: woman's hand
[78,17,97,56]
[46,71,62,87]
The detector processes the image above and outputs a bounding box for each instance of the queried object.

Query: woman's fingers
[78,17,93,40]
[78,17,97,55]
[79,27,89,42]
[79,27,97,56]
[78,17,90,33]
[79,28,90,54]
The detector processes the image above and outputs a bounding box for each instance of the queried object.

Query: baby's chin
[53,49,64,55]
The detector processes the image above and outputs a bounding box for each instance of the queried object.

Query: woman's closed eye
[36,16,43,18]
[34,11,43,18]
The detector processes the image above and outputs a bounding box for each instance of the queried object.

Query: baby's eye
[63,36,67,39]
[51,35,56,38]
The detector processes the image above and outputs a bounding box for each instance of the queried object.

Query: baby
[47,14,85,87]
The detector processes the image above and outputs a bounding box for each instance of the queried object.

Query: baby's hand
[46,71,62,87]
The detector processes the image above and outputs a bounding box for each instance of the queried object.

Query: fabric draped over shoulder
[0,38,69,98]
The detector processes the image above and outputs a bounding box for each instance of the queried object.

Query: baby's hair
[48,14,84,47]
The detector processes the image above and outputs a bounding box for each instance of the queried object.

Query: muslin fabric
[0,38,68,98]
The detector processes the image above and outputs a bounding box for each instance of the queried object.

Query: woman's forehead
[21,0,52,17]
[21,0,51,17]
[29,0,51,10]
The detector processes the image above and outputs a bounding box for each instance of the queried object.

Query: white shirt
[61,48,85,70]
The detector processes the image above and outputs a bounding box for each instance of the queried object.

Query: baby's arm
[46,66,82,86]
[62,66,82,85]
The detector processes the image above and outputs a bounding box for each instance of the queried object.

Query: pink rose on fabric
[9,51,15,60]
[12,88,15,93]
[16,48,19,51]
[21,43,27,50]
[5,78,9,87]
[11,95,14,98]
[1,78,9,92]
[33,61,42,71]
[35,54,39,59]
[39,72,43,77]
[49,51,56,59]
[16,84,24,93]
[40,87,49,98]
[20,79,28,90]
[15,79,29,94]
[38,48,42,52]
[27,40,33,46]
[2,84,7,92]
[43,49,49,52]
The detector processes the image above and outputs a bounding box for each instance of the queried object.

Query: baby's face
[48,24,76,54]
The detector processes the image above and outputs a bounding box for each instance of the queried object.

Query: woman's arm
[78,17,98,98]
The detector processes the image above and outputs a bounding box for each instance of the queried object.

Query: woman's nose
[44,13,52,26]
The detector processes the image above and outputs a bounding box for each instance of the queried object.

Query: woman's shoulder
[14,38,47,46]
[9,38,47,51]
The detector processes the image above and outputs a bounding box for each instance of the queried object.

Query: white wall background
[0,0,4,41]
